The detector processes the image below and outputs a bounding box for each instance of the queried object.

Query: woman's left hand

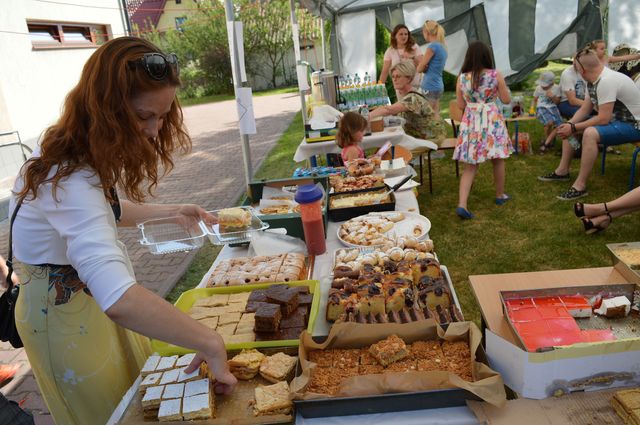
[176,204,217,226]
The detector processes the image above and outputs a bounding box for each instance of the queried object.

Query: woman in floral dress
[453,41,513,219]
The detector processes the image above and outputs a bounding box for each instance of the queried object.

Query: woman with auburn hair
[416,20,447,117]
[378,24,423,89]
[9,37,236,425]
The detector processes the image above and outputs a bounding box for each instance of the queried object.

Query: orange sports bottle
[294,184,326,255]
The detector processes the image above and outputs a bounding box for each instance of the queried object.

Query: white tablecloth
[293,126,437,162]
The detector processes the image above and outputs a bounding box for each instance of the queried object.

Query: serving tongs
[372,174,413,204]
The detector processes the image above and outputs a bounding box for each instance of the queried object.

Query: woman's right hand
[184,338,238,395]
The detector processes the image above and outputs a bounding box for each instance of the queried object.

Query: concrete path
[0,92,300,423]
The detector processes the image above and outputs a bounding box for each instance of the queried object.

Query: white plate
[337,211,431,248]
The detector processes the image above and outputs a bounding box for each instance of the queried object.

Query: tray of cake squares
[326,235,464,327]
[204,252,313,287]
[289,321,507,419]
[151,280,321,356]
[118,347,300,423]
[138,207,269,254]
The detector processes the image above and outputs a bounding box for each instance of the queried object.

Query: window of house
[175,16,188,32]
[27,21,112,49]
[176,0,182,4]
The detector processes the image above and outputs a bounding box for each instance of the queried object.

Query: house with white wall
[0,0,128,218]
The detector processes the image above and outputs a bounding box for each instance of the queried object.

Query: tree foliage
[142,0,321,97]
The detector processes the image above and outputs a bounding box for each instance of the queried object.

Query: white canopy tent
[292,0,640,85]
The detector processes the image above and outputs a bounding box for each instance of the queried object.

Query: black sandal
[574,202,585,218]
[582,212,612,235]
[574,202,608,219]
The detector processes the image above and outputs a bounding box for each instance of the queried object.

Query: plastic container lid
[295,183,323,204]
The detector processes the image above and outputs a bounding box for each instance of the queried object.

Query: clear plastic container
[202,207,269,245]
[138,206,269,254]
[138,216,206,255]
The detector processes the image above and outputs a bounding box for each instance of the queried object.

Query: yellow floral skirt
[15,264,151,425]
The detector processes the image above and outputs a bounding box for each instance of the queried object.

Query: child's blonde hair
[423,20,446,47]
[336,112,367,149]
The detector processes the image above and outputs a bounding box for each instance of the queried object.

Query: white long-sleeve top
[10,160,135,311]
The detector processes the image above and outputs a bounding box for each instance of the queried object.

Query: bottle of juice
[294,184,326,255]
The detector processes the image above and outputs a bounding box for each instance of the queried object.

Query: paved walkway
[0,92,300,423]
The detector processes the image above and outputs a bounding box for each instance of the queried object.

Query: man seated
[558,59,586,119]
[538,48,640,201]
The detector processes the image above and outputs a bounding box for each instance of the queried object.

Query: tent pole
[320,17,327,69]
[290,0,308,123]
[223,0,253,186]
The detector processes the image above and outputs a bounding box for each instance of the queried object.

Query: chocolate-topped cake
[280,307,307,329]
[254,303,282,332]
[266,287,299,317]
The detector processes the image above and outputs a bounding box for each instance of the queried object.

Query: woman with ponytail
[417,20,448,117]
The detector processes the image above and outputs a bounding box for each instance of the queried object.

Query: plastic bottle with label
[294,184,326,255]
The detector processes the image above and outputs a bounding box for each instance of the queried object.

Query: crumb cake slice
[259,352,297,383]
[368,334,409,366]
[253,381,292,416]
[228,349,265,380]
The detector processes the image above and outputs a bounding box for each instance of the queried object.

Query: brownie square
[277,326,305,340]
[254,327,303,341]
[254,303,282,333]
[245,301,271,313]
[248,290,268,303]
[280,308,308,329]
[266,288,299,317]
[298,293,313,306]
[266,284,290,295]
[291,286,310,295]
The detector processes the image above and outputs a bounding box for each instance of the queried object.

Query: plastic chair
[628,142,640,191]
[426,100,460,194]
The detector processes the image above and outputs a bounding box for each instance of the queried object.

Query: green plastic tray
[151,280,320,355]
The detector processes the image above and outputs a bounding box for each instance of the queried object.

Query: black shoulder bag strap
[1,200,24,348]
[5,201,21,293]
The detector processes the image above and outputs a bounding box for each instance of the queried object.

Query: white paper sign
[236,87,256,135]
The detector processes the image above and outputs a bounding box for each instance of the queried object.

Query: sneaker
[538,172,570,182]
[557,187,588,201]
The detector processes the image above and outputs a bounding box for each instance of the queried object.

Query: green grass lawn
[168,62,640,328]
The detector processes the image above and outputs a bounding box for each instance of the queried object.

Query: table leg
[514,121,519,155]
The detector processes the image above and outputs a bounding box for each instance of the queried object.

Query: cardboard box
[470,267,640,400]
[243,176,329,241]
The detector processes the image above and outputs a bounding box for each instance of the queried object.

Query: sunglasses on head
[132,53,179,80]
[574,47,595,72]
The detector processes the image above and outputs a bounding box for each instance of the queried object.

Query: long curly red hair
[16,36,190,204]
